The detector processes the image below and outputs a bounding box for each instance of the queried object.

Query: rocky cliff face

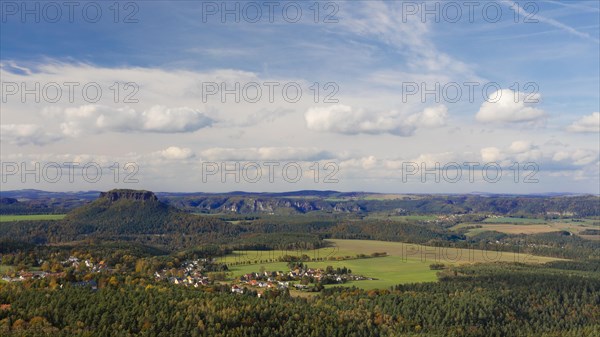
[99,190,158,203]
[164,196,364,214]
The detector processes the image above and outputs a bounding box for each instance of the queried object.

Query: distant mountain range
[1,189,592,200]
[1,189,598,217]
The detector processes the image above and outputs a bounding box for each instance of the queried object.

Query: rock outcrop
[99,190,158,203]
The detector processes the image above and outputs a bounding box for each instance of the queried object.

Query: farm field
[483,217,547,224]
[0,214,66,222]
[453,218,599,236]
[218,239,563,289]
[366,214,438,221]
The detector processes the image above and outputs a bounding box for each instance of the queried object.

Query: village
[1,253,375,297]
[231,264,373,295]
[154,260,374,295]
[1,255,108,283]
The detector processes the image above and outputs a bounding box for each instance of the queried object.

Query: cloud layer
[567,112,600,133]
[0,124,61,146]
[304,104,447,136]
[476,90,545,124]
[45,105,214,137]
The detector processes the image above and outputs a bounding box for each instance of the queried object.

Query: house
[231,285,244,294]
[30,271,46,279]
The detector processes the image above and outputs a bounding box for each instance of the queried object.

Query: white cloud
[158,146,195,160]
[339,1,474,77]
[339,156,379,170]
[0,124,61,146]
[304,104,447,136]
[44,105,213,137]
[480,147,503,163]
[552,149,598,166]
[480,141,542,164]
[508,140,532,153]
[218,108,292,127]
[199,147,333,161]
[476,90,545,124]
[566,112,600,133]
[501,0,600,43]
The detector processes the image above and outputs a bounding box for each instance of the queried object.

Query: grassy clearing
[0,214,66,222]
[218,239,562,289]
[483,217,546,224]
[328,239,560,264]
[366,214,438,221]
[0,265,15,282]
[222,258,436,290]
[453,218,599,236]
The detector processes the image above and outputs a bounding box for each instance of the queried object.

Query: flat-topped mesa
[99,189,158,203]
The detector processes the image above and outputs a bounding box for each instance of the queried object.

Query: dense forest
[0,262,598,336]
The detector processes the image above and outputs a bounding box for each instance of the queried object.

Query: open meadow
[483,217,547,224]
[218,239,563,289]
[453,218,599,237]
[0,214,66,222]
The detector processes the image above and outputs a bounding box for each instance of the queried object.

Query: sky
[0,0,599,194]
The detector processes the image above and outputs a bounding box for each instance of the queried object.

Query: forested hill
[161,194,600,217]
[2,189,599,217]
[63,189,178,234]
[61,189,236,237]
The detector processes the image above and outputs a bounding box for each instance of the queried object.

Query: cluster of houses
[1,270,63,283]
[231,267,372,294]
[154,259,214,288]
[1,255,109,282]
[62,256,109,273]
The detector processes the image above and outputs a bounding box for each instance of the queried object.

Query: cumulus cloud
[43,105,213,137]
[476,90,545,124]
[566,112,600,133]
[304,104,447,136]
[339,156,379,170]
[480,147,503,163]
[199,147,333,161]
[0,124,62,146]
[480,141,543,164]
[158,146,195,160]
[552,149,598,166]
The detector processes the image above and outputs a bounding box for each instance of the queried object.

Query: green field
[0,265,13,282]
[218,239,563,289]
[454,218,599,237]
[0,214,66,222]
[483,217,547,224]
[366,214,438,221]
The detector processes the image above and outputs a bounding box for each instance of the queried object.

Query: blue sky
[1,1,599,193]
